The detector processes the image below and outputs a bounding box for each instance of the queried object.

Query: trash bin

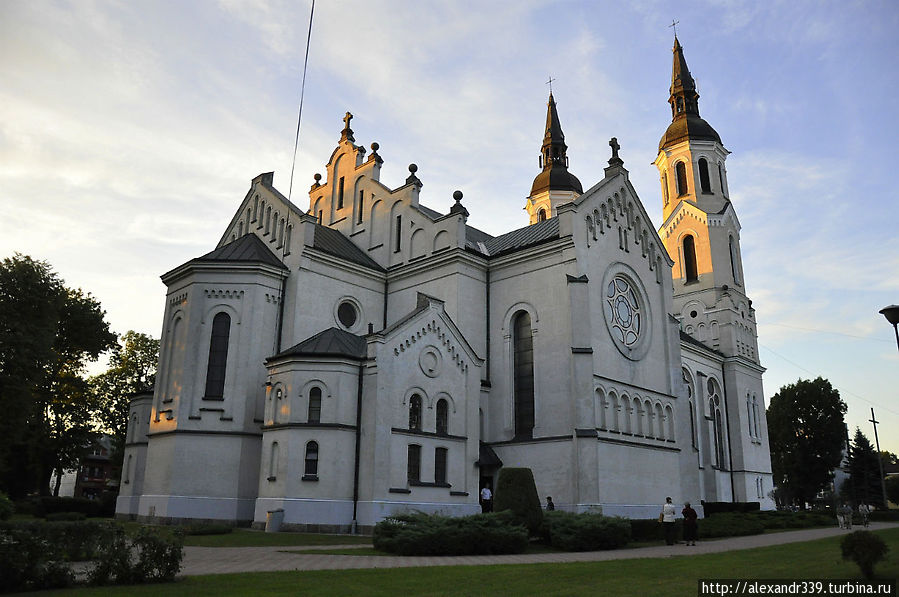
[265,508,284,533]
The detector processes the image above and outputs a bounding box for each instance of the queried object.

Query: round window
[601,266,652,361]
[337,301,357,328]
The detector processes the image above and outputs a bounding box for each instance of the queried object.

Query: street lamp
[880,304,899,352]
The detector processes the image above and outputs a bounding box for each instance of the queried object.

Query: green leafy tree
[847,428,885,508]
[885,475,899,506]
[881,451,898,467]
[90,331,159,469]
[766,377,847,508]
[0,254,116,497]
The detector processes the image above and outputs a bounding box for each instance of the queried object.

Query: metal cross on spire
[669,19,680,38]
[546,76,556,94]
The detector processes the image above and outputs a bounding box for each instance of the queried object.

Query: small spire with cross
[607,137,624,168]
[546,76,556,95]
[669,19,679,38]
[340,111,355,142]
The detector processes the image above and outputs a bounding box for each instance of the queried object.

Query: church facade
[117,38,774,531]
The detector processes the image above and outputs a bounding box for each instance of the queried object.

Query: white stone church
[117,38,774,531]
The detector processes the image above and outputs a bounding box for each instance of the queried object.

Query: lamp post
[880,305,899,352]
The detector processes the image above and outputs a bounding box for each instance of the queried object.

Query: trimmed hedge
[494,468,543,536]
[183,523,234,536]
[373,511,528,556]
[870,510,899,522]
[701,501,760,516]
[541,511,631,551]
[752,510,833,529]
[698,512,765,538]
[46,512,87,522]
[34,497,101,518]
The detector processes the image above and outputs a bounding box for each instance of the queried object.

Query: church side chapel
[117,37,774,531]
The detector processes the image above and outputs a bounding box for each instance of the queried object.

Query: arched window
[407,444,421,483]
[308,387,322,423]
[304,441,319,477]
[436,399,448,435]
[357,190,365,224]
[268,441,279,480]
[284,225,292,255]
[258,200,265,228]
[662,172,669,206]
[718,162,726,196]
[252,195,259,221]
[434,447,447,484]
[683,235,698,283]
[676,161,688,196]
[124,454,132,483]
[204,312,231,398]
[409,394,422,431]
[394,215,402,252]
[278,218,285,247]
[265,206,272,234]
[238,221,244,236]
[708,378,725,468]
[512,311,535,439]
[537,208,547,222]
[698,158,711,193]
[729,236,741,285]
[337,176,345,209]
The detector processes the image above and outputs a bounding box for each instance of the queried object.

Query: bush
[0,492,13,521]
[90,526,184,585]
[841,531,889,579]
[0,523,75,592]
[870,510,899,522]
[494,468,543,536]
[47,512,87,522]
[753,510,833,530]
[698,512,765,538]
[701,501,760,516]
[0,520,114,562]
[542,511,631,551]
[630,518,683,542]
[183,523,234,535]
[35,496,101,518]
[373,511,528,556]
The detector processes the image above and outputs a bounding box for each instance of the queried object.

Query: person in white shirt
[661,496,677,545]
[480,485,493,513]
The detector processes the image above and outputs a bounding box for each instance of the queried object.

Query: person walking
[858,502,871,528]
[838,502,852,530]
[545,496,555,511]
[661,497,677,545]
[682,501,698,546]
[480,484,493,513]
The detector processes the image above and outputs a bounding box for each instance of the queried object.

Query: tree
[766,377,847,508]
[881,451,899,467]
[0,254,116,497]
[90,331,159,470]
[847,428,885,508]
[886,476,899,506]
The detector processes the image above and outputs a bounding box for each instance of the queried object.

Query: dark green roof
[193,234,287,269]
[313,224,384,271]
[483,218,559,257]
[271,327,366,361]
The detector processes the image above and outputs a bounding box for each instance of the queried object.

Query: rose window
[605,277,641,346]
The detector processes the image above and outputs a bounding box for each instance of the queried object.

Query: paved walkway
[179,522,899,576]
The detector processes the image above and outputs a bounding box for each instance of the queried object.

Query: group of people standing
[660,496,698,546]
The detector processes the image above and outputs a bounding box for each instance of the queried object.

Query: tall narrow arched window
[436,399,448,435]
[265,206,272,234]
[308,387,322,423]
[718,162,726,196]
[284,225,292,255]
[357,190,364,224]
[409,394,422,431]
[204,312,231,398]
[252,195,259,222]
[277,218,285,247]
[304,441,319,477]
[124,454,132,483]
[729,235,741,285]
[337,176,345,209]
[258,201,265,228]
[662,172,669,206]
[698,158,711,193]
[268,441,279,480]
[676,161,688,196]
[513,311,535,439]
[538,208,547,222]
[434,447,447,484]
[683,235,698,283]
[708,378,725,468]
[407,444,421,483]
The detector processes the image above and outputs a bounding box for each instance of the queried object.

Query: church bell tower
[655,37,758,362]
[525,93,583,224]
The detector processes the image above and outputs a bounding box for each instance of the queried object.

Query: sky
[2,0,897,453]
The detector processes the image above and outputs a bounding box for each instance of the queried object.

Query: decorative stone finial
[311,172,322,189]
[340,111,355,142]
[449,190,469,218]
[369,142,382,164]
[406,163,421,186]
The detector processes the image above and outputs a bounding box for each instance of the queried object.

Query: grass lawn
[183,528,373,548]
[29,528,899,597]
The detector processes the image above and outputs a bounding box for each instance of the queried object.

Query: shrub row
[540,511,631,551]
[32,495,116,519]
[751,510,833,529]
[182,523,234,536]
[0,521,183,593]
[701,501,760,516]
[373,511,528,556]
[0,492,13,520]
[869,510,899,522]
[697,512,765,538]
